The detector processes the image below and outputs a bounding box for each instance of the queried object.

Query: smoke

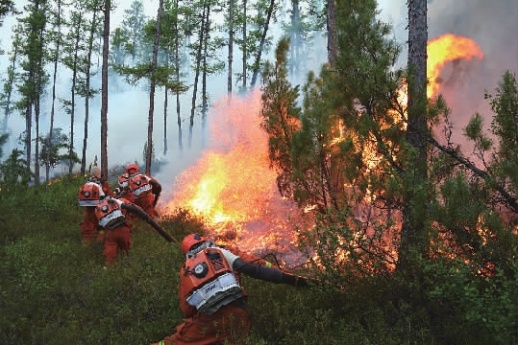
[1,1,516,178]
[428,0,518,144]
[378,0,517,148]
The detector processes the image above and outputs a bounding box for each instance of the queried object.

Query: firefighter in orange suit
[94,194,165,267]
[151,234,308,345]
[77,166,113,244]
[125,163,162,219]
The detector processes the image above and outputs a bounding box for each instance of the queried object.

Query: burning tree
[261,0,404,276]
[260,0,518,291]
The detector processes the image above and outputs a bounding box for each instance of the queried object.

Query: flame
[427,33,484,98]
[162,90,307,265]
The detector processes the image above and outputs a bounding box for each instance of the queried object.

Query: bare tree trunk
[201,4,211,143]
[173,0,183,151]
[146,0,164,174]
[227,0,234,94]
[100,0,110,178]
[327,0,337,65]
[34,90,40,183]
[189,3,207,146]
[47,0,62,183]
[399,0,428,271]
[25,102,33,182]
[163,85,168,156]
[250,0,275,87]
[81,7,99,175]
[241,0,247,90]
[69,14,82,175]
[34,2,48,184]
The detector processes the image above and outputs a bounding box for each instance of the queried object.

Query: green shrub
[1,177,516,344]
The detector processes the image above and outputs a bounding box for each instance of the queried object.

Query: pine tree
[16,0,49,184]
[261,0,404,276]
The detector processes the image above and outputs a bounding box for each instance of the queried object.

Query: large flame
[162,90,307,265]
[427,33,484,98]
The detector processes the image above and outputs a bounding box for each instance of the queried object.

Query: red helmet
[126,163,139,175]
[181,233,207,254]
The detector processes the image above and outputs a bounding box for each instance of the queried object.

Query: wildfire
[427,33,484,98]
[162,90,308,265]
[160,33,485,269]
[359,33,485,198]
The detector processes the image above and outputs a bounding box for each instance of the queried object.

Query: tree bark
[399,0,428,271]
[146,0,164,174]
[250,0,275,87]
[100,0,110,178]
[227,0,234,94]
[326,0,337,65]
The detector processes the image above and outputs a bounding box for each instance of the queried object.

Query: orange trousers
[103,224,131,266]
[80,206,100,244]
[134,192,157,218]
[154,305,251,345]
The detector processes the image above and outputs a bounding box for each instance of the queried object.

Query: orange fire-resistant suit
[78,176,113,244]
[127,173,162,219]
[95,195,166,267]
[95,196,133,266]
[152,237,308,345]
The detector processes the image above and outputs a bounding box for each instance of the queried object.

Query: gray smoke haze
[1,1,517,179]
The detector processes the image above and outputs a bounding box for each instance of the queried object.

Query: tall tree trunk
[100,0,110,178]
[24,100,32,182]
[189,2,207,146]
[201,4,211,144]
[250,0,274,87]
[81,6,99,175]
[241,0,247,90]
[327,0,337,65]
[173,0,182,151]
[227,0,234,94]
[69,14,82,175]
[146,0,164,174]
[47,0,62,183]
[399,0,428,271]
[163,85,168,155]
[34,73,41,183]
[34,7,47,184]
[23,0,46,183]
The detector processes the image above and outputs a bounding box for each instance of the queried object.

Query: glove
[280,273,309,287]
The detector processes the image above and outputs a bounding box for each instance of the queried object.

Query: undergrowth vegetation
[0,176,516,344]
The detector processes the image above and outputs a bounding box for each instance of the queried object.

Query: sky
[0,0,517,182]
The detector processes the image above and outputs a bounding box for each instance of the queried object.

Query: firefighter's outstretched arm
[218,248,309,287]
[121,203,179,244]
